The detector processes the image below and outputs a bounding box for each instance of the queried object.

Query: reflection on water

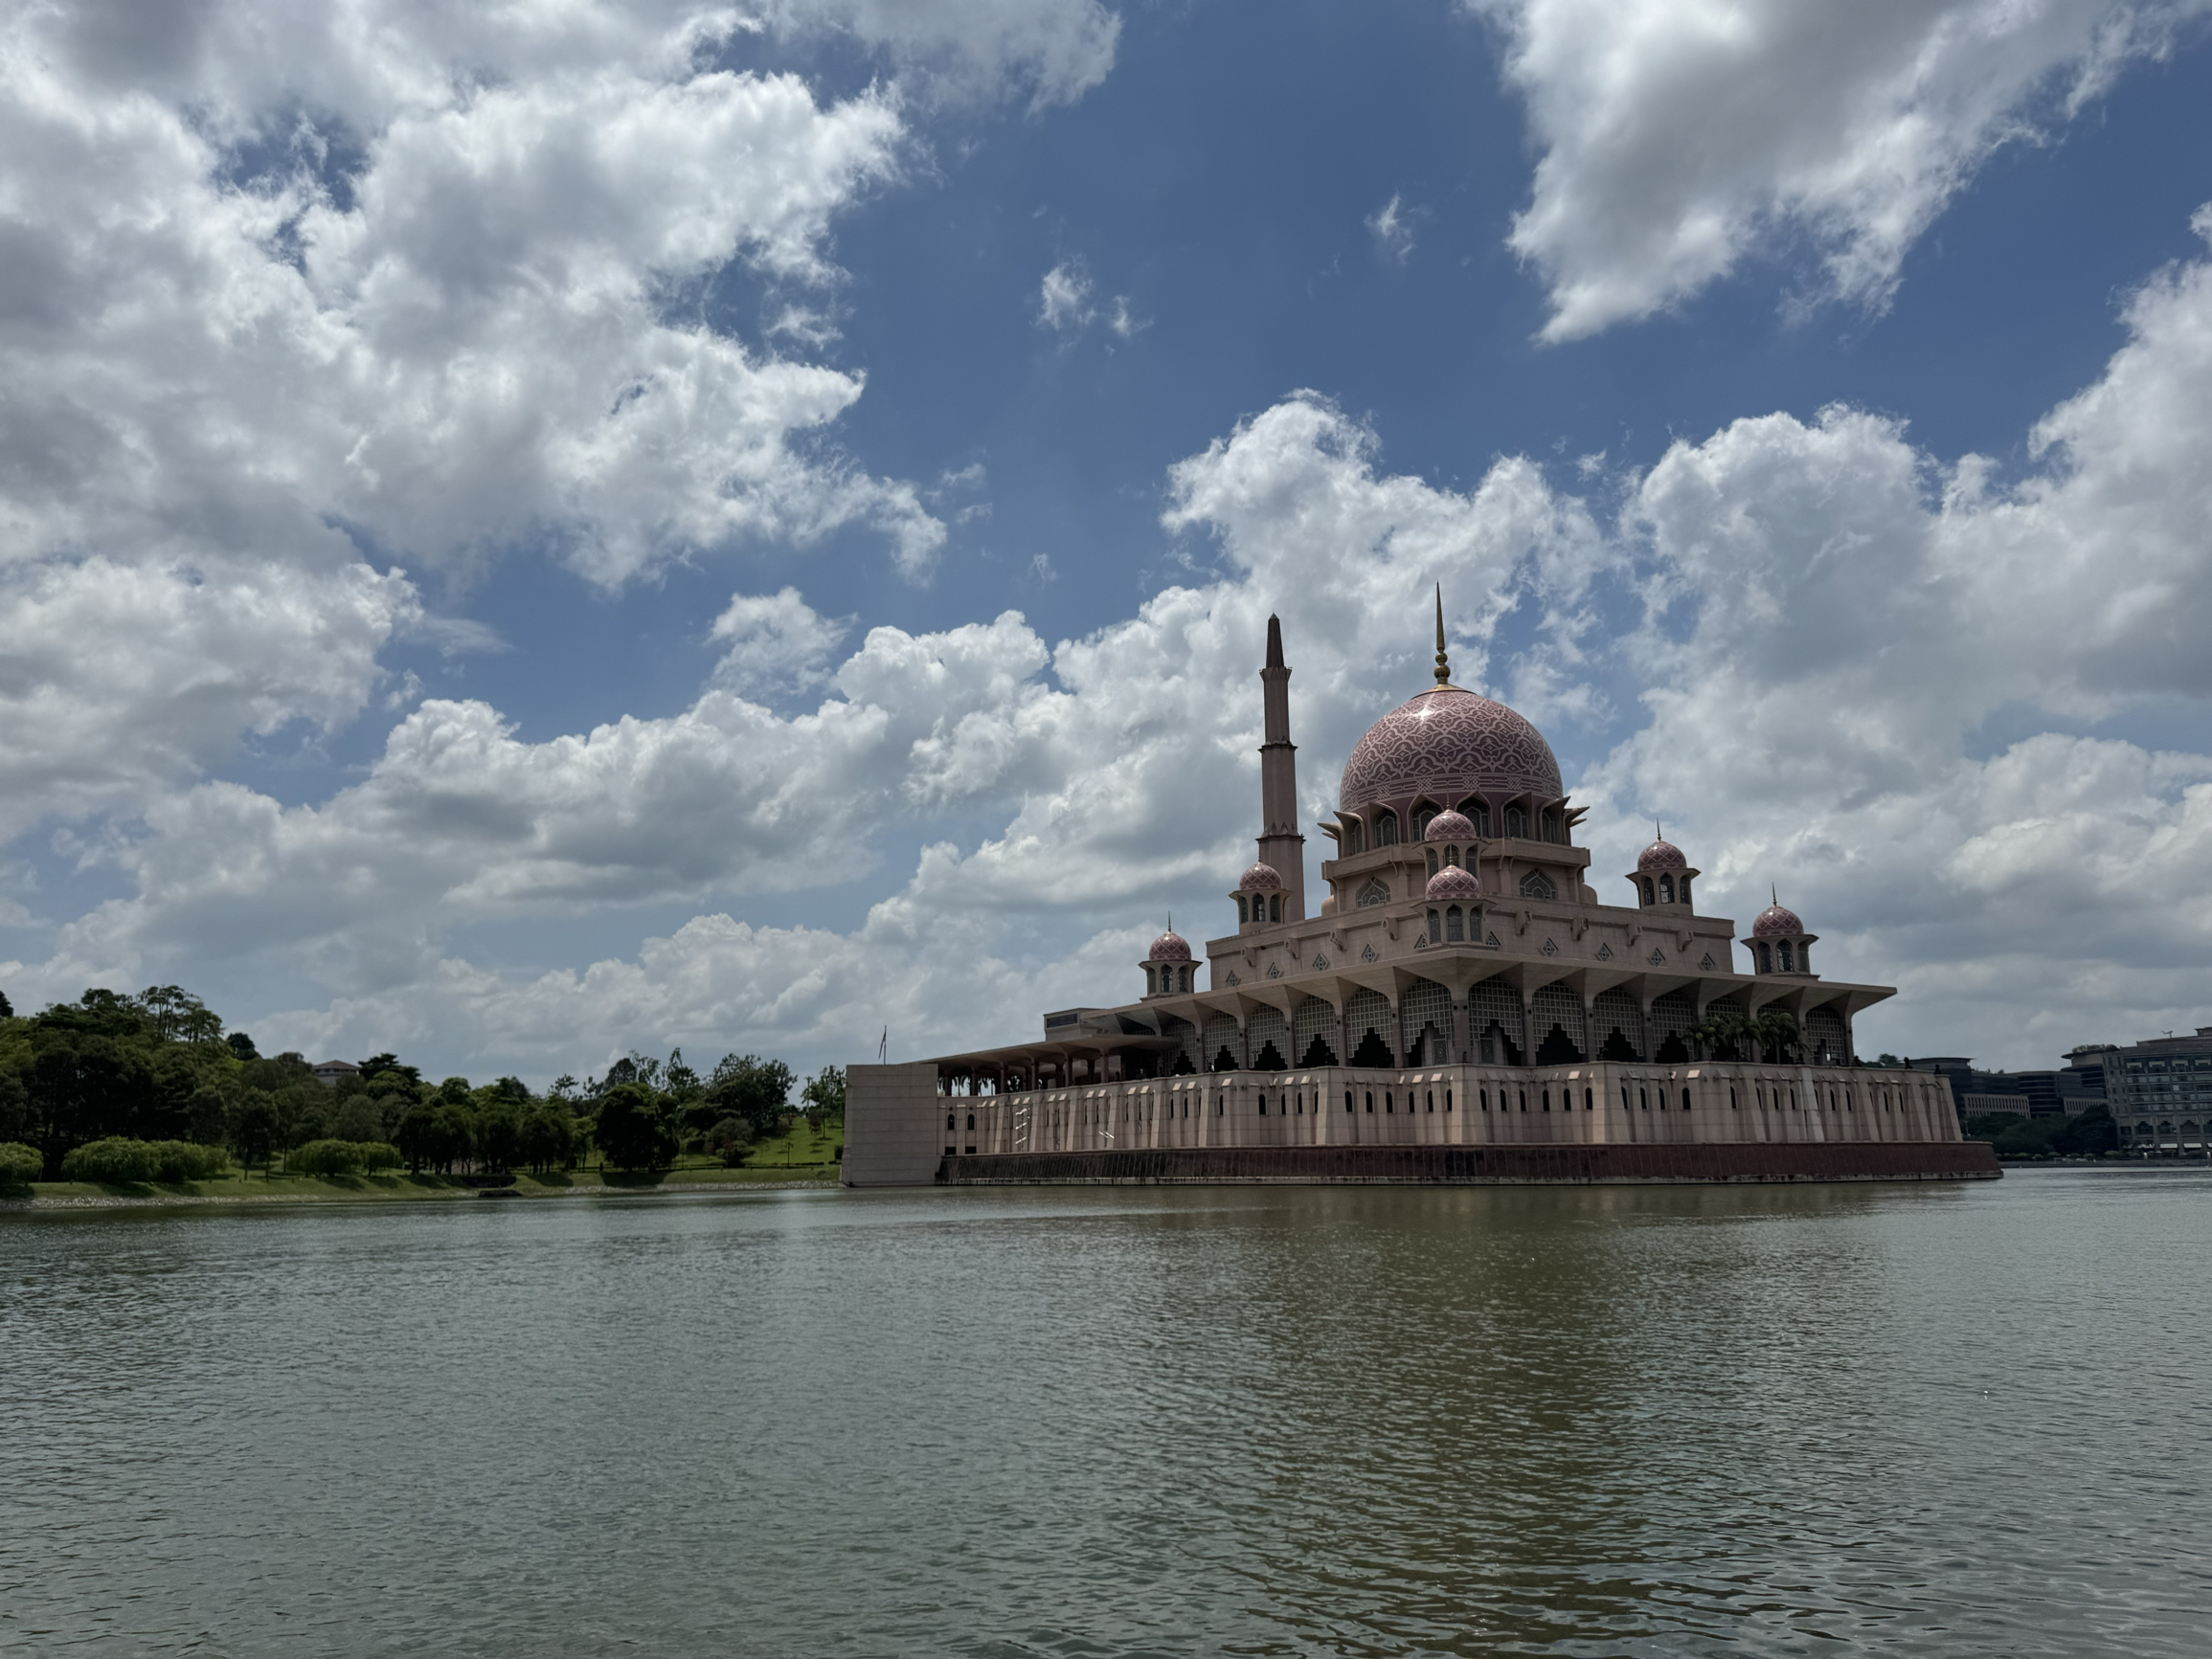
[3,1172,2209,1656]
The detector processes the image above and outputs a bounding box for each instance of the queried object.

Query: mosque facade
[845,610,1998,1186]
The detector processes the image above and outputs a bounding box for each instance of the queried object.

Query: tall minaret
[1256,614,1306,922]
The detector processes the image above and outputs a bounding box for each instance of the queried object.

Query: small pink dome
[1237,863,1284,893]
[1147,930,1191,962]
[1425,864,1483,901]
[1423,809,1477,842]
[1636,839,1686,873]
[1752,902,1804,937]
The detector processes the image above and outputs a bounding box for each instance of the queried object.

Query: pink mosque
[846,607,1997,1185]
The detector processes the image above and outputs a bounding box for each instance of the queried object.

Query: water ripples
[4,1174,2210,1655]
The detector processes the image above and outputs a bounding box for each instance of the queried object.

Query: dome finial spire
[1433,584,1450,685]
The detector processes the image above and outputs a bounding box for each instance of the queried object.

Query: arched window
[1343,818,1365,854]
[1460,798,1491,836]
[1426,848,1439,878]
[1778,939,1794,972]
[1796,940,1808,971]
[1411,804,1436,839]
[1659,874,1675,903]
[1642,878,1656,905]
[1541,810,1562,842]
[1519,869,1556,900]
[1428,908,1443,943]
[1270,894,1282,923]
[1679,875,1693,905]
[1376,809,1400,845]
[1758,942,1773,974]
[1503,804,1528,839]
[1443,845,1459,866]
[1446,905,1464,941]
[1236,895,1249,923]
[1145,967,1158,994]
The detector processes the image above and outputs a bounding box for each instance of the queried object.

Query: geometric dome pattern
[1237,862,1284,893]
[1423,808,1478,843]
[1636,838,1687,873]
[1340,686,1563,812]
[1146,930,1192,961]
[1751,902,1806,938]
[1425,863,1484,901]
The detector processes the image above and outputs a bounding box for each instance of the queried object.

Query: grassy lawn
[6,1122,846,1205]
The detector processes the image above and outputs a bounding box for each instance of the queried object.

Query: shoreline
[1,1171,840,1213]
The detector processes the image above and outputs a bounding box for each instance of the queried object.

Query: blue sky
[5,0,2212,1078]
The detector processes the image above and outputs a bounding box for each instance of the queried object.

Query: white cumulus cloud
[1475,0,2212,339]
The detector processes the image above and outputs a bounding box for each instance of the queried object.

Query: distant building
[1908,1050,2110,1128]
[2103,1031,2212,1155]
[311,1060,360,1088]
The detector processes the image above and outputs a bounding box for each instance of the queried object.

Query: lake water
[4,1170,2209,1657]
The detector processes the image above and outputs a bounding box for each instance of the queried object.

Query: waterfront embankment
[2,1162,838,1210]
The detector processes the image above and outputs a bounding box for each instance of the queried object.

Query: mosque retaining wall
[846,1060,1993,1185]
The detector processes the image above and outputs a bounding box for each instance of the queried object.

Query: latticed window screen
[1591,987,1643,1061]
[1530,982,1587,1061]
[1648,989,1697,1058]
[1293,997,1342,1066]
[1160,1016,1206,1075]
[1805,1005,1848,1065]
[1343,988,1394,1065]
[1203,1013,1243,1069]
[1400,978,1454,1064]
[1469,978,1526,1063]
[1247,1005,1290,1068]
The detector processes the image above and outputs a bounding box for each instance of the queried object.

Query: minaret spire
[1255,613,1306,924]
[1433,584,1451,685]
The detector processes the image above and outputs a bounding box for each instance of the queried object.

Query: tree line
[0,984,844,1183]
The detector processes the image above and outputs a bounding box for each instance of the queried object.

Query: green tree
[135,985,224,1046]
[1751,1009,1800,1064]
[2052,1104,2118,1156]
[472,1090,523,1173]
[594,1083,676,1172]
[1692,1009,1754,1062]
[801,1065,846,1124]
[0,1140,40,1188]
[707,1054,794,1140]
[233,1094,282,1176]
[517,1104,575,1173]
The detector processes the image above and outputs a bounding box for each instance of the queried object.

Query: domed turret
[1234,862,1285,930]
[1424,809,1477,843]
[1425,863,1482,902]
[1141,923,1194,998]
[1751,901,1803,937]
[1745,891,1817,976]
[1626,823,1699,910]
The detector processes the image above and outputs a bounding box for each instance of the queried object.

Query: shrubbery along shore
[0,983,843,1199]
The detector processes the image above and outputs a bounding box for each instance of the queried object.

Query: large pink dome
[1237,862,1283,893]
[1637,839,1686,873]
[1340,686,1562,812]
[1752,902,1805,937]
[1147,930,1191,962]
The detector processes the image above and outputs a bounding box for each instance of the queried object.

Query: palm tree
[1751,1009,1800,1065]
[1693,1008,1755,1061]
